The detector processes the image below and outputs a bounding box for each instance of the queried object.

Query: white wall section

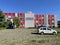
[25,11,34,28]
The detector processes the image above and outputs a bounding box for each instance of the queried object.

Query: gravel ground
[0,28,60,45]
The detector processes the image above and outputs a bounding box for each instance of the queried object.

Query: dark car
[7,24,14,29]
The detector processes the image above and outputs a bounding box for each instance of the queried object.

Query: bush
[13,17,20,28]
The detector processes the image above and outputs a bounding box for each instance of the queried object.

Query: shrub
[13,17,20,28]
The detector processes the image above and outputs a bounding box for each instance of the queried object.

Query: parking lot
[0,28,60,45]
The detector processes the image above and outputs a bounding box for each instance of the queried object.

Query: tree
[4,20,12,27]
[0,10,5,27]
[0,10,5,21]
[13,17,20,28]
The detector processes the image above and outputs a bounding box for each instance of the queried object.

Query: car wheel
[41,32,44,35]
[53,32,56,35]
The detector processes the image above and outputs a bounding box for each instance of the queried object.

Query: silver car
[37,27,57,35]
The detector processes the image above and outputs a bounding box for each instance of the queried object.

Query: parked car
[37,26,57,35]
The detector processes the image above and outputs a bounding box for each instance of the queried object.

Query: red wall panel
[18,13,25,16]
[20,22,24,24]
[19,18,25,20]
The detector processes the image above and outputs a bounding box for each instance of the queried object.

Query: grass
[0,28,60,45]
[0,27,6,30]
[56,32,60,37]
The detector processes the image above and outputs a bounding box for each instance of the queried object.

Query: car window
[47,28,51,30]
[40,28,43,30]
[42,28,46,30]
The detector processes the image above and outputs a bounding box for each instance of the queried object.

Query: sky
[0,0,60,20]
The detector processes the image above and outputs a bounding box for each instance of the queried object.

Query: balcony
[41,22,44,25]
[34,15,38,17]
[51,17,54,20]
[12,13,15,16]
[38,17,41,20]
[18,13,25,17]
[38,21,44,25]
[34,17,38,20]
[48,22,52,25]
[19,26,25,28]
[19,18,25,20]
[42,15,44,17]
[38,15,41,17]
[20,21,24,24]
[51,22,54,24]
[35,21,38,24]
[38,22,41,24]
[4,13,15,16]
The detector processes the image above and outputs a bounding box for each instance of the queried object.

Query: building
[3,12,57,28]
[18,13,25,28]
[34,14,45,27]
[34,14,57,28]
[3,12,15,23]
[47,15,57,27]
[25,11,34,28]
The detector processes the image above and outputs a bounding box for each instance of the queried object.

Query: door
[46,28,52,33]
[42,27,47,33]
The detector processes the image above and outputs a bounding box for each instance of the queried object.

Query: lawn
[0,27,6,30]
[0,28,60,45]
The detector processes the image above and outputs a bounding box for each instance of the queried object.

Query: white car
[37,27,57,35]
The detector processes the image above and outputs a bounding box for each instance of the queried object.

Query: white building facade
[25,11,34,28]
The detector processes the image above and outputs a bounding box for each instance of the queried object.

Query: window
[42,19,44,21]
[52,20,54,23]
[40,28,42,30]
[42,15,44,17]
[43,28,46,30]
[47,28,51,30]
[39,20,41,21]
[26,18,33,20]
[48,20,51,22]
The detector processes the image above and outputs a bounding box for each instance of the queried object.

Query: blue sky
[0,0,60,20]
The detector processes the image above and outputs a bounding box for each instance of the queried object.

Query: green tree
[5,20,12,27]
[0,10,5,27]
[13,17,20,28]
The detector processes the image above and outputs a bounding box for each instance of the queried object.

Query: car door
[46,28,52,33]
[42,27,47,33]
